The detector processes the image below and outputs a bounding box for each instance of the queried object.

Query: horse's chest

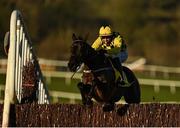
[82,71,94,85]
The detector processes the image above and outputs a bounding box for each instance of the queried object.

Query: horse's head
[68,33,108,72]
[68,34,85,72]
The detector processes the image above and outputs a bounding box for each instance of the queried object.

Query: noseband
[73,39,84,43]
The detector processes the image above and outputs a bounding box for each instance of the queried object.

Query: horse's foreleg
[87,80,96,99]
[77,82,93,106]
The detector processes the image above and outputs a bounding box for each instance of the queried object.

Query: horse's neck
[81,43,97,60]
[81,43,109,70]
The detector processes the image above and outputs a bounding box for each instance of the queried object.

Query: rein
[70,65,81,79]
[73,40,84,43]
[92,67,113,73]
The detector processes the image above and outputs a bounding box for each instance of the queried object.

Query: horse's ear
[72,33,77,41]
[84,33,89,42]
[78,36,83,40]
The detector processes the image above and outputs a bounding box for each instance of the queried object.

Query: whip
[71,65,80,79]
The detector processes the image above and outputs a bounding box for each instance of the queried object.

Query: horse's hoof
[83,99,93,108]
[117,104,129,116]
[102,103,114,112]
[86,101,93,108]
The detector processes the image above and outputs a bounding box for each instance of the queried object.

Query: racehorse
[68,34,140,111]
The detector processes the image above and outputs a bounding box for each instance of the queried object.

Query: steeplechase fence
[0,103,180,127]
[2,10,50,127]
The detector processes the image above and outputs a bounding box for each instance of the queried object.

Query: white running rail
[2,10,50,127]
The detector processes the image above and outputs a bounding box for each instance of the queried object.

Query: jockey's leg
[112,50,128,86]
[112,57,126,85]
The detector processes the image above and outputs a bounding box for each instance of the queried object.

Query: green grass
[140,85,180,102]
[1,73,180,103]
[0,74,6,85]
[46,77,80,93]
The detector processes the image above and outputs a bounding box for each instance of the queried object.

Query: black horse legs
[102,102,115,112]
[77,82,93,106]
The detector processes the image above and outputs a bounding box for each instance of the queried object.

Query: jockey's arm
[91,37,102,50]
[107,47,121,57]
[107,35,123,57]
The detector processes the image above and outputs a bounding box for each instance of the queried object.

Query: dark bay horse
[68,34,140,111]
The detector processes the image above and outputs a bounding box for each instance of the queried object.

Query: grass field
[0,74,6,85]
[0,73,180,103]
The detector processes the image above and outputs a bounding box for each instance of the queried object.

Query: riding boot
[112,57,126,85]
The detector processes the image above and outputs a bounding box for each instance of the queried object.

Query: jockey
[92,26,128,85]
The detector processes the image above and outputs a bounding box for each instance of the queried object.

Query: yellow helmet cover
[99,26,112,37]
